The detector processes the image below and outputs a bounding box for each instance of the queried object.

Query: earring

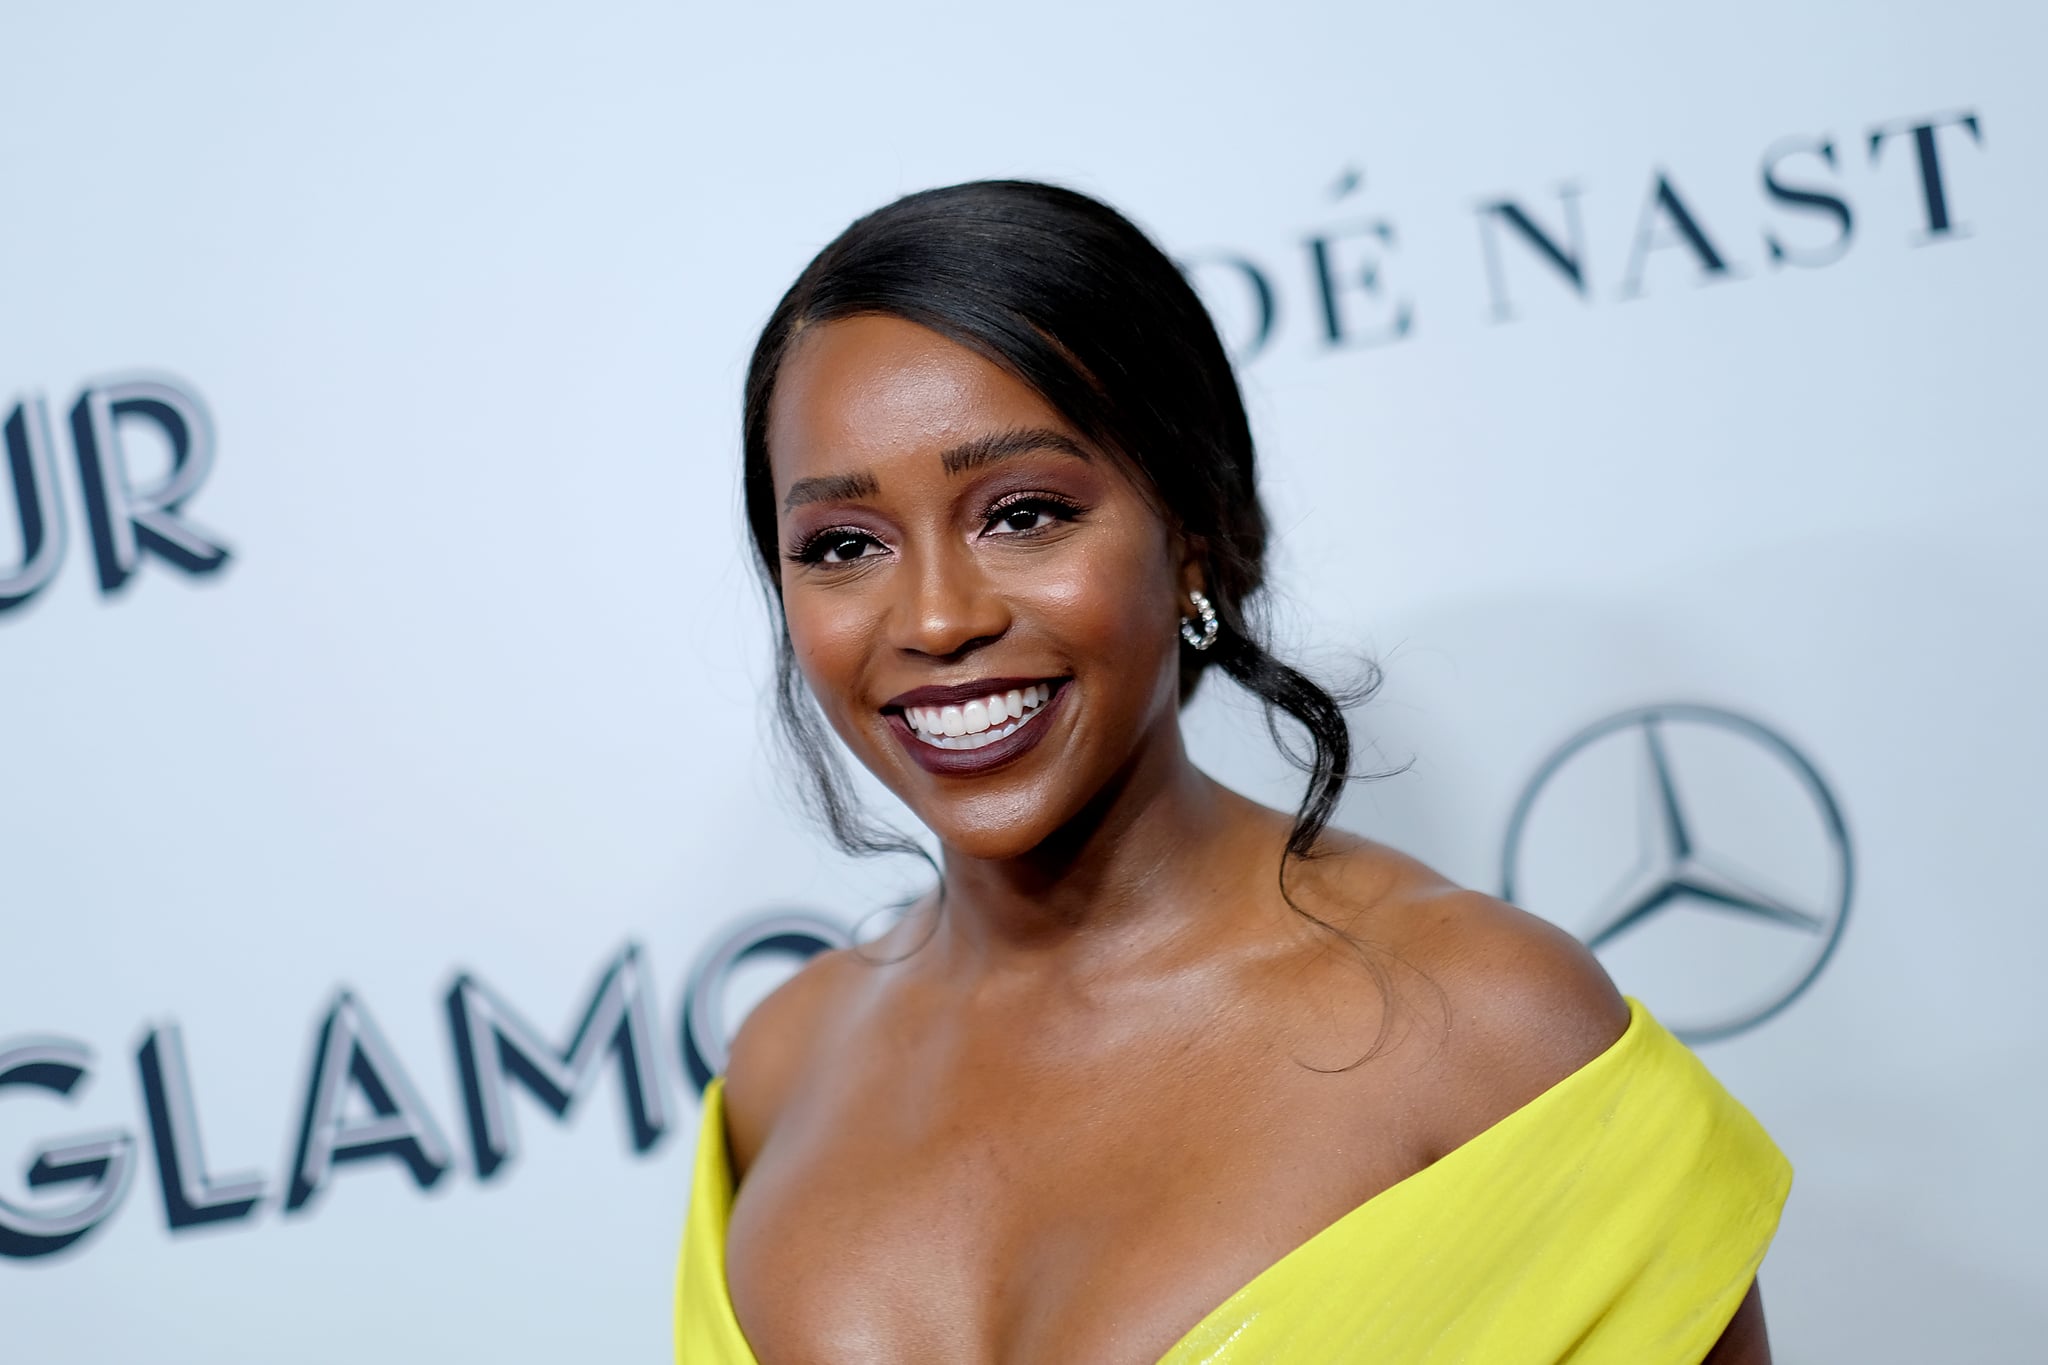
[1179,589,1218,652]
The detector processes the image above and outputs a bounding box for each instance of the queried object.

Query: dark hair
[741,179,1372,873]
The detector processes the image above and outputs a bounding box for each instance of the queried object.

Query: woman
[678,180,1789,1363]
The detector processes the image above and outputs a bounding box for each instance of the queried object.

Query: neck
[927,717,1245,976]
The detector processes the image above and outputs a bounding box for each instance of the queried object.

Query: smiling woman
[676,181,1790,1365]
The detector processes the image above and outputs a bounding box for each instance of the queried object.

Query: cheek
[1026,526,1179,676]
[782,591,876,709]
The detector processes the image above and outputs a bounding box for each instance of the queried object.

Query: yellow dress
[676,999,1790,1363]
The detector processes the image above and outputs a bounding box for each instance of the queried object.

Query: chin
[912,787,1074,863]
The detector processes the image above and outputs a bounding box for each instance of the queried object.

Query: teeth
[905,683,1057,750]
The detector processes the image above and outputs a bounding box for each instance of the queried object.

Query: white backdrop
[2,3,2042,1361]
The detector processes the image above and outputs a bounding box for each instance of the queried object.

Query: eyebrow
[781,427,1092,511]
[939,427,1094,475]
[781,471,879,511]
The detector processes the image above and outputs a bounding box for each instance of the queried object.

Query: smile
[884,677,1069,777]
[904,684,1054,750]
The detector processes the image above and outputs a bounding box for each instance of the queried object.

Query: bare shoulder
[1407,884,1629,1086]
[720,945,869,1175]
[1305,836,1631,1153]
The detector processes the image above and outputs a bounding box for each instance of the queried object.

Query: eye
[983,495,1081,538]
[792,528,885,565]
[992,506,1049,534]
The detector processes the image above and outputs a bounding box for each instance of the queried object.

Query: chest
[723,1032,1432,1365]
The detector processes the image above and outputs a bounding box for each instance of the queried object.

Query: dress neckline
[1151,996,1648,1355]
[708,997,1652,1364]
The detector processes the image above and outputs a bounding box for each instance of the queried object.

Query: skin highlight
[721,313,1769,1364]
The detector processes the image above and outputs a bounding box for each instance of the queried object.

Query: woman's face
[766,314,1197,861]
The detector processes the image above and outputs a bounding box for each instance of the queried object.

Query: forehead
[766,314,1076,485]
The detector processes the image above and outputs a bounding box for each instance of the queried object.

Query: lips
[883,677,1068,777]
[903,683,1053,749]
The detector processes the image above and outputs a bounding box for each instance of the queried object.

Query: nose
[886,540,1010,661]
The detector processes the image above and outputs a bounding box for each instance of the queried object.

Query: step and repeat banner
[3,3,2041,1362]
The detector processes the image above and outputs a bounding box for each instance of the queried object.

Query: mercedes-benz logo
[1501,703,1852,1042]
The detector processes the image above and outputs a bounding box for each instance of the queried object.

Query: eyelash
[786,492,1086,566]
[982,491,1085,536]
